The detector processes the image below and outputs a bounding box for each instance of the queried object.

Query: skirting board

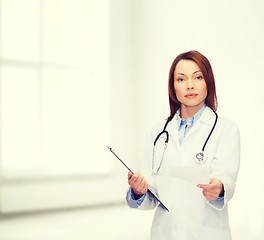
[0,175,127,214]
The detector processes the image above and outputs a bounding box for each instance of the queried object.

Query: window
[0,0,111,179]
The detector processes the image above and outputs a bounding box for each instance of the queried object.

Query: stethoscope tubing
[201,111,218,152]
[152,111,218,173]
[153,120,170,146]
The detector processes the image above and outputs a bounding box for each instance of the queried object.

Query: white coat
[126,106,240,240]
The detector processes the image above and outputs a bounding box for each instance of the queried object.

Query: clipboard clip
[106,146,134,174]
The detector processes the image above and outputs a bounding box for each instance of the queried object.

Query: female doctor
[126,50,240,240]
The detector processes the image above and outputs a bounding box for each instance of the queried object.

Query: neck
[180,103,205,120]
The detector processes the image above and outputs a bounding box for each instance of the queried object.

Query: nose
[186,79,194,89]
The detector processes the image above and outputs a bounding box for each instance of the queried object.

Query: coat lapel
[166,115,180,149]
[183,106,216,142]
[167,107,216,147]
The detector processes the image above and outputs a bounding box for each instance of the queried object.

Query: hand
[128,172,149,198]
[197,178,223,201]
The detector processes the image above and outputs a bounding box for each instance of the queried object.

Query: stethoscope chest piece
[152,110,217,171]
[195,151,207,164]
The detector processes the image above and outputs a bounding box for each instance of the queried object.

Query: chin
[183,101,205,108]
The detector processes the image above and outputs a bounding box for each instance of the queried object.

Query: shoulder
[213,114,240,143]
[203,107,239,130]
[200,107,240,139]
[217,114,239,133]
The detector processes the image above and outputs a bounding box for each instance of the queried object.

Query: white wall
[109,0,137,171]
[110,0,264,239]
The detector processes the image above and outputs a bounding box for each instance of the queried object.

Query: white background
[0,0,263,239]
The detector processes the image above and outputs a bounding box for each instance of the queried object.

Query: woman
[126,50,240,240]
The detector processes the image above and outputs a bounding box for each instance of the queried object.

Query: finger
[142,186,148,194]
[132,182,145,195]
[202,185,220,194]
[205,194,219,201]
[133,176,149,194]
[139,182,149,195]
[128,173,138,186]
[129,173,145,189]
[197,184,212,191]
[138,175,147,186]
[203,195,217,201]
[144,182,149,192]
[198,178,220,188]
[141,179,149,191]
[203,189,220,200]
[130,173,140,183]
[134,176,145,189]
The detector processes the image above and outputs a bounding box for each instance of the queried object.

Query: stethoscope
[152,111,218,175]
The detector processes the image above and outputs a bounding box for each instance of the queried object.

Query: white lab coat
[126,107,240,240]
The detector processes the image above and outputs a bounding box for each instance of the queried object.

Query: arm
[202,121,240,210]
[126,124,165,210]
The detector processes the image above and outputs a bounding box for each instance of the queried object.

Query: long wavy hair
[168,50,217,121]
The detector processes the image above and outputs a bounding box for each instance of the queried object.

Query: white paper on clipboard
[170,166,211,184]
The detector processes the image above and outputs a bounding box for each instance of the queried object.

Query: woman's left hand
[197,178,223,201]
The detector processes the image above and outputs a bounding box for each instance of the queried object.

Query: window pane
[1,66,40,173]
[42,0,91,67]
[1,0,40,61]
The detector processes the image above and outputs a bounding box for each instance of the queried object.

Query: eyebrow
[175,70,202,76]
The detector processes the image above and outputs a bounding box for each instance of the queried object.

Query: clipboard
[106,146,169,212]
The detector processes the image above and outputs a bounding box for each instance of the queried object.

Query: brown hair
[168,50,217,121]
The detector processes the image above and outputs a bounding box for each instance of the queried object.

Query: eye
[196,75,203,80]
[177,78,185,82]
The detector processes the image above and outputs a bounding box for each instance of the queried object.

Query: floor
[0,204,154,240]
[0,204,263,240]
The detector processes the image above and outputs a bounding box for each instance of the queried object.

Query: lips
[185,93,198,98]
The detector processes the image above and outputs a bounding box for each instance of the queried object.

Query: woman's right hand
[128,172,149,199]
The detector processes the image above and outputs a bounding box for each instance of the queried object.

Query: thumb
[128,171,133,179]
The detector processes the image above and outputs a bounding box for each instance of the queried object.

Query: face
[174,60,207,110]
